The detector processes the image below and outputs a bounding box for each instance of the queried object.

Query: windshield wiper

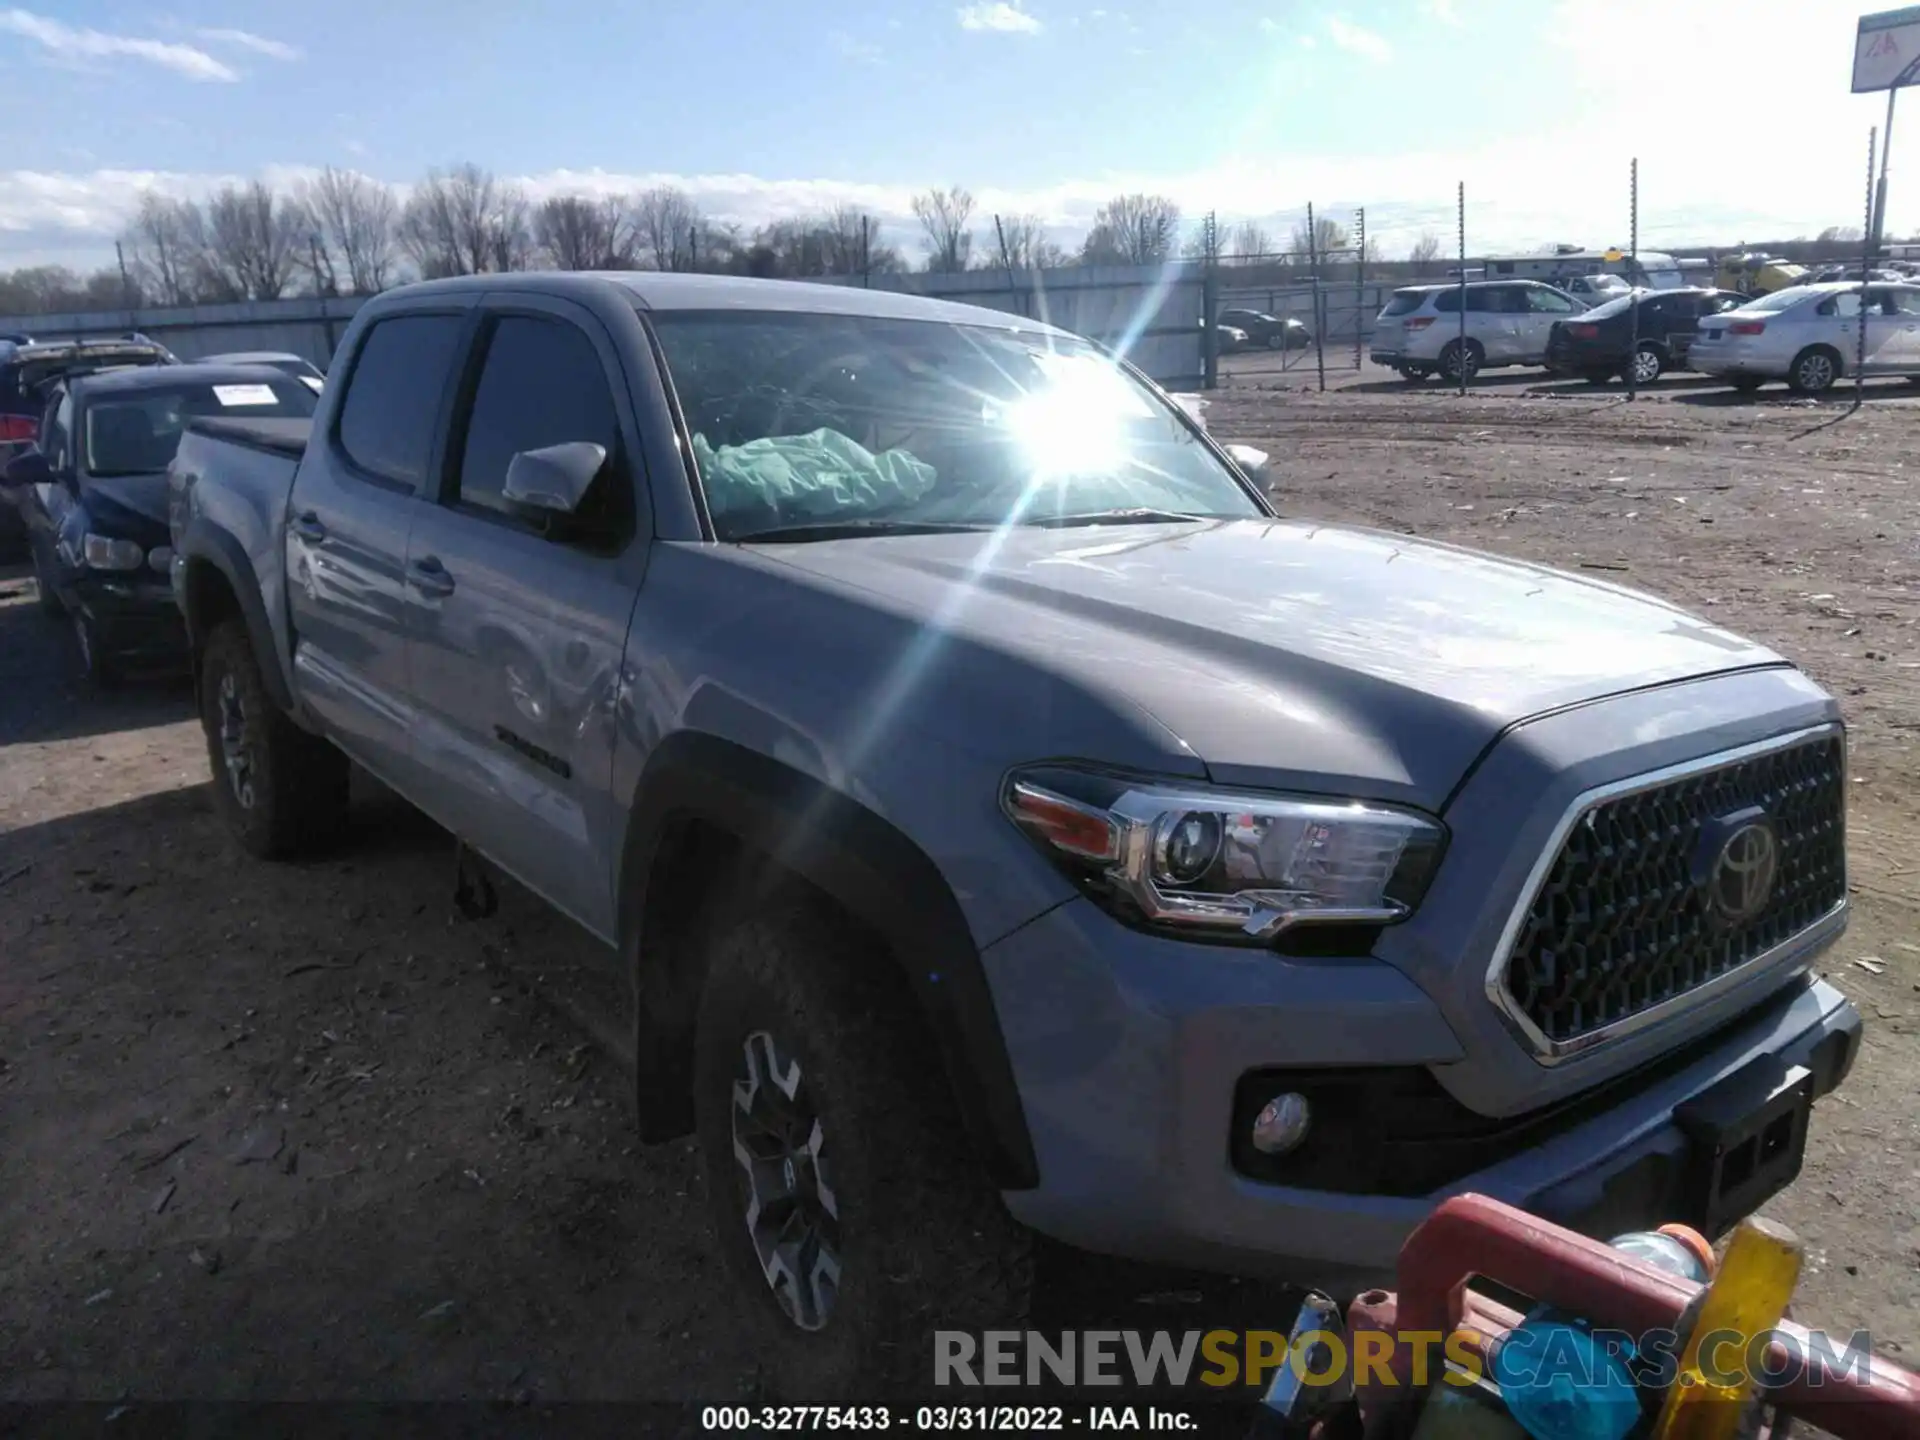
[729,518,992,544]
[1024,508,1212,529]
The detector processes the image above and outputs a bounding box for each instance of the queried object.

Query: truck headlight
[82,534,146,571]
[1003,767,1446,942]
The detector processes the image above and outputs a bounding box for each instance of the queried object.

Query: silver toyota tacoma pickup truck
[166,271,1860,1392]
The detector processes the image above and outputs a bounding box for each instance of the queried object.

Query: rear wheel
[1439,339,1483,383]
[198,620,351,859]
[1628,343,1665,385]
[1786,346,1840,395]
[693,896,1033,1397]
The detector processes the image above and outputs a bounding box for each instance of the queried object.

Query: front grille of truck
[1496,729,1847,1052]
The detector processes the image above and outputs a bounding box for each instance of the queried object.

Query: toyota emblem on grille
[1707,818,1779,924]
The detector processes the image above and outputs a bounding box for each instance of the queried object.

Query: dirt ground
[4,365,1920,1406]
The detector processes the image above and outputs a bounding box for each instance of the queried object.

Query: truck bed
[183,415,312,460]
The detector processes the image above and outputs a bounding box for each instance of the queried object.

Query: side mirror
[1,448,51,490]
[1225,443,1271,485]
[502,441,607,516]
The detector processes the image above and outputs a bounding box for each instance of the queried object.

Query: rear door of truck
[398,291,652,941]
[285,307,469,790]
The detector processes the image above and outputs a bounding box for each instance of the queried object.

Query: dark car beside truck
[3,363,314,683]
[167,270,1858,1394]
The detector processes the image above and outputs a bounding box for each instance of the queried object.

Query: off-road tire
[693,895,1034,1399]
[1786,345,1840,395]
[1439,339,1483,382]
[198,620,350,859]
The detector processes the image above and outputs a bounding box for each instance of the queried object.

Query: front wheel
[72,613,118,688]
[1787,346,1840,395]
[693,897,1033,1398]
[198,620,351,859]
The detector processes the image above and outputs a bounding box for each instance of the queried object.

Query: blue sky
[0,0,1903,272]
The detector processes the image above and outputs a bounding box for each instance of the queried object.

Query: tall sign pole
[1855,6,1920,250]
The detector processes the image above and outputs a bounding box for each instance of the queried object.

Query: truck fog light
[1251,1093,1311,1155]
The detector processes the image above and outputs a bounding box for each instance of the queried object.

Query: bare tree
[912,186,975,273]
[399,164,528,278]
[534,194,633,270]
[1291,215,1351,261]
[1817,224,1864,244]
[121,192,201,307]
[992,214,1067,269]
[1227,221,1274,263]
[633,186,702,271]
[1407,232,1443,274]
[1080,194,1181,266]
[202,181,305,301]
[296,167,397,294]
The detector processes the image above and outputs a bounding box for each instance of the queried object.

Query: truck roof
[388,270,1074,334]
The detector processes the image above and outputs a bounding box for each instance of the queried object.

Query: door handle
[407,556,455,598]
[292,511,326,544]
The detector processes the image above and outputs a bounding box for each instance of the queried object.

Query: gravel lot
[4,366,1920,1403]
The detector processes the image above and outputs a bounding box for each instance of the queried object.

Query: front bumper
[72,574,188,664]
[983,897,1858,1292]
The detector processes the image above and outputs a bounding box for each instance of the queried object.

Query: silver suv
[1372,281,1585,381]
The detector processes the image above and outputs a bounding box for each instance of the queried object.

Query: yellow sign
[1603,249,1625,262]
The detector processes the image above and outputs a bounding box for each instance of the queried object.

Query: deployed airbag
[692,428,937,521]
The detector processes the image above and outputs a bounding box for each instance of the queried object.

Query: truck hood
[756,518,1784,807]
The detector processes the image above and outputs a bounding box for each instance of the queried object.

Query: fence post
[1354,206,1366,372]
[1627,158,1640,402]
[1308,202,1326,392]
[1203,210,1220,390]
[1456,182,1467,396]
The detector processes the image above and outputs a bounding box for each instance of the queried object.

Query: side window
[336,314,465,486]
[1890,288,1920,315]
[453,315,623,530]
[42,392,72,469]
[1465,287,1502,313]
[1526,287,1577,313]
[1431,289,1461,314]
[1816,293,1863,318]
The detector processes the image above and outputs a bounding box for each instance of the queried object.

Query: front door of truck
[401,295,648,942]
[285,309,467,790]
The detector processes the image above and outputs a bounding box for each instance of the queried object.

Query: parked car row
[1370,276,1920,394]
[0,353,319,682]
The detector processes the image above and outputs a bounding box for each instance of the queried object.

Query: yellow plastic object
[1651,1217,1803,1440]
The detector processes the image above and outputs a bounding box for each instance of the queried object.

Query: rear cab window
[335,314,466,486]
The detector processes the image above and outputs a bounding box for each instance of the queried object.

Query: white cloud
[0,9,238,82]
[1423,0,1462,24]
[958,2,1042,34]
[1325,16,1391,62]
[197,27,301,61]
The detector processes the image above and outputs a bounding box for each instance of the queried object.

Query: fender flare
[618,731,1040,1190]
[177,519,296,713]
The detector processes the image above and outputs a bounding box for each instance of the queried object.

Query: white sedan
[1689,280,1920,393]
